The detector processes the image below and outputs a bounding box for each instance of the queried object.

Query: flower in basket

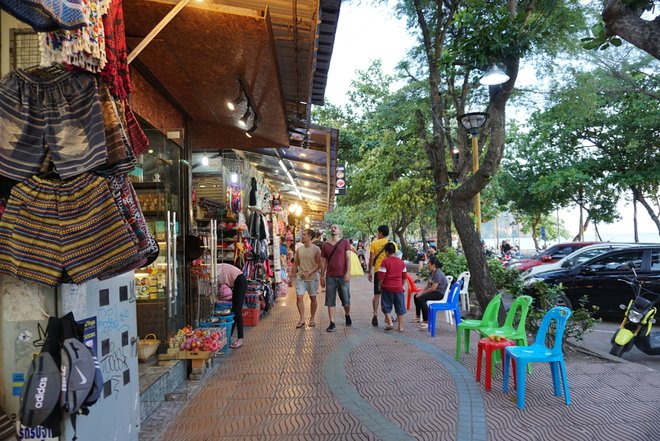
[173,326,223,353]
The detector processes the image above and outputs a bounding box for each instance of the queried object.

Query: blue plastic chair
[427,281,462,336]
[503,306,572,410]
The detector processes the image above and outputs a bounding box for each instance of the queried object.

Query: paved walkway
[140,275,660,441]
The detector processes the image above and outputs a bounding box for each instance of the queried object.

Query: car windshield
[561,248,613,268]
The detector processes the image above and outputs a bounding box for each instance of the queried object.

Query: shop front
[0,0,340,439]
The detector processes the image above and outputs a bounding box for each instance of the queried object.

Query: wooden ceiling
[124,0,341,216]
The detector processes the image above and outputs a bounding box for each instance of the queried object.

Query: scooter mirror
[619,304,626,310]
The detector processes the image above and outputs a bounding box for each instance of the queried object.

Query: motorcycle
[610,266,660,357]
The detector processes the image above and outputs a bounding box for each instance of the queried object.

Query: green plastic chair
[478,295,533,347]
[455,293,502,361]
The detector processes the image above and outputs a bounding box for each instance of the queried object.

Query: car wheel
[555,295,573,310]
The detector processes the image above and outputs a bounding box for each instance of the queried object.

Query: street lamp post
[457,112,490,235]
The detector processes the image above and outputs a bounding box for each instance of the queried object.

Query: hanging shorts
[0,173,139,286]
[0,68,107,181]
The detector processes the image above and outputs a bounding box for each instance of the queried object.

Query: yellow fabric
[350,252,364,276]
[369,238,397,271]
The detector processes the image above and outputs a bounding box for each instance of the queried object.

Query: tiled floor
[140,275,660,441]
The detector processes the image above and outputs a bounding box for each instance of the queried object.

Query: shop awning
[124,0,340,151]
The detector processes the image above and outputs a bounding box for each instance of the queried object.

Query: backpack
[19,317,61,430]
[79,341,103,411]
[59,313,95,415]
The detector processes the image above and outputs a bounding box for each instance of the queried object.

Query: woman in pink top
[217,263,247,348]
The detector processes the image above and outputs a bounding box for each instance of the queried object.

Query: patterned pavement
[140,275,660,441]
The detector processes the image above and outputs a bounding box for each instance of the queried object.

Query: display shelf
[133,182,164,190]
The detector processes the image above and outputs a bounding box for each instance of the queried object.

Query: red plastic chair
[404,272,422,310]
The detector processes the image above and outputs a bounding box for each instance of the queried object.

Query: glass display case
[132,128,186,346]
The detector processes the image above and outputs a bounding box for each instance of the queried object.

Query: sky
[322,2,658,242]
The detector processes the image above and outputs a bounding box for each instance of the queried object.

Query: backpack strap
[326,239,346,262]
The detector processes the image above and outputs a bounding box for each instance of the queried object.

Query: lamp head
[457,112,490,136]
[479,64,510,86]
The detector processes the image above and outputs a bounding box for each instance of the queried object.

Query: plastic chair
[455,293,502,361]
[404,272,422,310]
[476,336,515,391]
[427,281,463,336]
[456,271,471,312]
[478,295,533,347]
[503,307,572,409]
[426,276,454,324]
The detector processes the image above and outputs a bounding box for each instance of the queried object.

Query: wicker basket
[138,334,160,363]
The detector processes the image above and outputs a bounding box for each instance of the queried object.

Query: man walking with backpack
[320,224,352,332]
[368,225,396,327]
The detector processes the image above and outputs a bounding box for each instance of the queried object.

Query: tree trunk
[395,229,409,258]
[452,198,498,310]
[632,185,660,235]
[602,0,660,60]
[436,198,452,249]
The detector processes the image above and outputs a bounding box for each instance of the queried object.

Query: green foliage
[523,281,601,343]
[487,258,524,297]
[435,248,467,280]
[581,21,623,51]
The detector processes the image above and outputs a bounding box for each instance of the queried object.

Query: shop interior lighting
[245,120,258,138]
[479,64,510,86]
[238,108,251,128]
[201,152,209,166]
[230,172,238,183]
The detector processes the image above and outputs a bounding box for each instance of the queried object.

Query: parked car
[508,242,600,271]
[522,243,653,279]
[523,245,660,316]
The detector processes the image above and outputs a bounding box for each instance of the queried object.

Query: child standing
[377,242,407,332]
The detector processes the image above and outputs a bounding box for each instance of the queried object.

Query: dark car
[523,245,660,316]
[508,241,600,271]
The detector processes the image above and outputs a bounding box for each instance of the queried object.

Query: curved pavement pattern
[140,275,660,441]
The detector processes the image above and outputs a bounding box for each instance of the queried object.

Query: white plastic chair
[456,271,471,312]
[424,276,454,324]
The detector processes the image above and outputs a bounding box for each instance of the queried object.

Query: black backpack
[19,317,61,433]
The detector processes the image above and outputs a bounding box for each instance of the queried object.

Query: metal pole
[472,135,481,235]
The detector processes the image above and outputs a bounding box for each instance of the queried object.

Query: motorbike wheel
[609,343,627,357]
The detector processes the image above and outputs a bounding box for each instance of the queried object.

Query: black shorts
[373,274,381,295]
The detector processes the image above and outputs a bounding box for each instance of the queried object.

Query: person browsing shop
[290,229,321,329]
[217,263,247,349]
[377,242,407,332]
[412,256,448,329]
[368,225,396,327]
[320,224,352,332]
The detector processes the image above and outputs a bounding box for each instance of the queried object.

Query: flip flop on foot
[384,325,394,331]
[229,341,243,349]
[296,321,305,329]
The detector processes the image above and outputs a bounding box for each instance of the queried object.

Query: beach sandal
[308,321,316,327]
[384,325,394,331]
[229,341,243,349]
[296,321,305,329]
[411,317,420,323]
[397,328,404,333]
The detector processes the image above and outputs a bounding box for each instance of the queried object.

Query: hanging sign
[335,166,346,195]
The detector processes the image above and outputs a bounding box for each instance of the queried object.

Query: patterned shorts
[0,69,107,181]
[0,173,139,286]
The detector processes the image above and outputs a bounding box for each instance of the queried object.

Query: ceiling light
[201,152,209,166]
[230,172,238,183]
[303,164,311,170]
[304,182,310,187]
[238,108,250,128]
[245,120,258,138]
[479,64,510,86]
[300,153,307,157]
[295,205,303,216]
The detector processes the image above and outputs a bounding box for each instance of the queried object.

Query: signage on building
[335,166,346,195]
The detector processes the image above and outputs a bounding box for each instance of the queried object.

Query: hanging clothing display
[0,0,86,32]
[39,0,110,72]
[0,173,139,286]
[0,68,107,181]
[100,0,131,99]
[249,177,257,206]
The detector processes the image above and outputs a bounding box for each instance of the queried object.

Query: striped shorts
[0,69,107,181]
[0,173,139,286]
